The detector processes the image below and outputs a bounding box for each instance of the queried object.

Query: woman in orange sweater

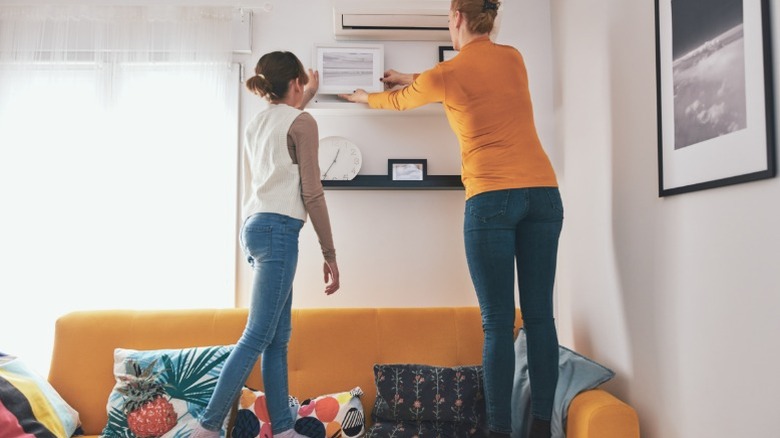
[340,1,561,437]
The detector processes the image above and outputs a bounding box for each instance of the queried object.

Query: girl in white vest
[193,51,339,438]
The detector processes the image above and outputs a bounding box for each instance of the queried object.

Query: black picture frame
[438,46,457,62]
[388,159,428,181]
[655,0,775,196]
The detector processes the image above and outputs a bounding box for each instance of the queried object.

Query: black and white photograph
[655,0,774,196]
[389,159,427,181]
[314,44,384,94]
[671,0,746,150]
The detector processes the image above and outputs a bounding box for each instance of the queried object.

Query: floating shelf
[322,174,463,190]
[307,96,444,116]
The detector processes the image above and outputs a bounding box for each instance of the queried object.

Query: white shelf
[306,95,444,116]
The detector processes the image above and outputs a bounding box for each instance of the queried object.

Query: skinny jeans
[463,187,563,434]
[199,212,302,434]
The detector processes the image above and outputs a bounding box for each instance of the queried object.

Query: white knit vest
[242,104,307,221]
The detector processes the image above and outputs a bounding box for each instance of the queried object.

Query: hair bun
[482,0,498,11]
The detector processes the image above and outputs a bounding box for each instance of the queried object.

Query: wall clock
[318,136,362,180]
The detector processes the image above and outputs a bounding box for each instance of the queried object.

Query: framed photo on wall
[439,46,457,62]
[654,0,775,196]
[313,43,384,94]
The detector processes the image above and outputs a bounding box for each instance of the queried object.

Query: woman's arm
[297,69,319,110]
[287,113,340,294]
[339,66,444,110]
[381,69,416,89]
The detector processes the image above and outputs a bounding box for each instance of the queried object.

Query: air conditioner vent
[333,1,451,41]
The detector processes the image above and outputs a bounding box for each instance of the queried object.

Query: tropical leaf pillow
[101,345,233,438]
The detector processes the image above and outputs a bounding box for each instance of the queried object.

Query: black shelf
[322,175,463,190]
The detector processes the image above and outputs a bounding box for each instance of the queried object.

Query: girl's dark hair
[245,51,309,101]
[451,0,500,35]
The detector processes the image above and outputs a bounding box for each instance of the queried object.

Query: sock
[273,429,307,438]
[190,424,220,438]
[529,418,552,438]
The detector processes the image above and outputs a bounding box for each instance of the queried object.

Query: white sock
[190,424,220,438]
[273,429,305,438]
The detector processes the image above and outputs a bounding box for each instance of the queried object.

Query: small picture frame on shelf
[438,46,457,62]
[388,159,427,181]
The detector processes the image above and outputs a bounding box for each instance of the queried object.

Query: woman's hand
[338,89,369,104]
[323,260,340,295]
[381,69,414,89]
[299,69,319,109]
[305,68,319,96]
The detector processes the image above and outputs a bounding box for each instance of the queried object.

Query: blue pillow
[511,329,614,438]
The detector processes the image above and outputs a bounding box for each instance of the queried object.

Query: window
[0,6,240,374]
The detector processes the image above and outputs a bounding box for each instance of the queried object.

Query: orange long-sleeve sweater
[368,37,558,199]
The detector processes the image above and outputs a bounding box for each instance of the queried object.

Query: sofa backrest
[48,307,521,435]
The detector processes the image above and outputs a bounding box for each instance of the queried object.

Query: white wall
[551,1,780,437]
[235,0,557,310]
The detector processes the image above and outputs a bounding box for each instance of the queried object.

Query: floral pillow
[101,345,233,438]
[231,387,365,438]
[368,364,485,437]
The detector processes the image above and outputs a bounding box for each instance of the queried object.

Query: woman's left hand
[338,89,369,104]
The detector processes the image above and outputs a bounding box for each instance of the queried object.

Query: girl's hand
[304,68,319,97]
[338,89,369,104]
[381,69,414,89]
[323,260,340,295]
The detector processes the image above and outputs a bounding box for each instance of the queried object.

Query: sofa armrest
[566,389,640,438]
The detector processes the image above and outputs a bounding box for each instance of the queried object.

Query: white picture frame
[313,43,384,94]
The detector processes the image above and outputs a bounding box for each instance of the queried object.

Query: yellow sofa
[47,307,639,437]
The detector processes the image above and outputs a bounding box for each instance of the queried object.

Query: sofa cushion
[367,419,483,437]
[102,345,233,437]
[0,353,82,438]
[369,363,485,436]
[231,386,365,438]
[511,329,615,438]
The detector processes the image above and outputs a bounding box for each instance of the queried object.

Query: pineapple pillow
[102,345,233,438]
[231,386,365,438]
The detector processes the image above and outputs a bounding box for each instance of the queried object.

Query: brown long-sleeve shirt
[286,112,336,262]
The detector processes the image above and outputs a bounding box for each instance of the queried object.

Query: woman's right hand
[381,69,414,89]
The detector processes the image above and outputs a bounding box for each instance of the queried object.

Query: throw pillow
[295,387,365,438]
[231,387,365,438]
[367,419,484,437]
[101,345,233,438]
[511,329,615,438]
[0,354,82,438]
[369,363,485,437]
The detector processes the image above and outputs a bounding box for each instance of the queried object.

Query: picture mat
[656,0,773,193]
[314,44,384,94]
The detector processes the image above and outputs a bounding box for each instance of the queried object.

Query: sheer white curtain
[0,6,241,374]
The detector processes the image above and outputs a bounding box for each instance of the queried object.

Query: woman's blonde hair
[245,51,308,101]
[451,0,500,34]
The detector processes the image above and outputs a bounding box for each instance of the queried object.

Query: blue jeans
[464,188,563,433]
[199,213,303,434]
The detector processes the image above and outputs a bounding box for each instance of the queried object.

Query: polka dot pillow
[231,387,365,438]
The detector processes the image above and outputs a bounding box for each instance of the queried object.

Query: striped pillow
[0,353,81,437]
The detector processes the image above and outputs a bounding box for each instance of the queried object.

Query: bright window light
[0,63,240,374]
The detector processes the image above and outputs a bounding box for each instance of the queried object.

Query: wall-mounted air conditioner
[333,1,451,41]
